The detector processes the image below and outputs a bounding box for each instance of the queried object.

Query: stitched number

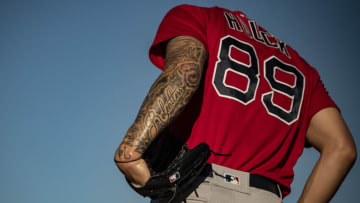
[212,36,305,124]
[213,36,259,104]
[262,57,304,124]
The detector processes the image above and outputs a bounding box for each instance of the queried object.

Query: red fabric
[149,4,338,196]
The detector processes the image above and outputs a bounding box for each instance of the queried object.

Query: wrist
[116,158,151,186]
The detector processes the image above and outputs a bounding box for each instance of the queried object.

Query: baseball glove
[126,131,211,202]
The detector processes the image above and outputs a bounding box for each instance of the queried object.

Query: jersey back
[149,4,337,196]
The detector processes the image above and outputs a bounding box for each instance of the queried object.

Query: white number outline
[261,56,305,125]
[212,36,305,125]
[212,35,260,105]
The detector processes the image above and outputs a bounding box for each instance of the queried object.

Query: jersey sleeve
[307,67,339,122]
[149,4,208,70]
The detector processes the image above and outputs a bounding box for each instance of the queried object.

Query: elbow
[341,145,357,166]
[342,136,357,165]
[330,138,357,166]
[346,143,357,165]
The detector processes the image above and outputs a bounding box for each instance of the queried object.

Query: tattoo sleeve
[115,36,207,162]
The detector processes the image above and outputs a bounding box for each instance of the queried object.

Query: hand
[116,158,151,186]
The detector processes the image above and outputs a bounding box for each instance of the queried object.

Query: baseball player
[115,4,357,202]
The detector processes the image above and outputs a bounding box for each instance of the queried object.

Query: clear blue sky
[1,0,359,202]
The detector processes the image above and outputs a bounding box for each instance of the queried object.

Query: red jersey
[149,4,337,196]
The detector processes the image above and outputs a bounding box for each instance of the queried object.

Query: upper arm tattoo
[117,36,207,161]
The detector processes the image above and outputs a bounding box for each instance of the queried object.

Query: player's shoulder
[169,4,223,14]
[164,4,204,19]
[169,4,204,12]
[286,44,314,69]
[171,4,210,10]
[168,4,250,20]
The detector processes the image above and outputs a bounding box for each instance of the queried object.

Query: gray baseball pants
[151,163,283,203]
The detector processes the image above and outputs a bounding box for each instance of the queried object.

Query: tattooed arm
[114,36,207,186]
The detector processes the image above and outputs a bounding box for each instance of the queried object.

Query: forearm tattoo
[117,36,207,161]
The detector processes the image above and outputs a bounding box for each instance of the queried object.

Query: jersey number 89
[212,36,305,125]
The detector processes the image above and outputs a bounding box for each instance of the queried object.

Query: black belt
[250,174,281,197]
[200,164,281,198]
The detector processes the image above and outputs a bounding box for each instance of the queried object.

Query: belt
[250,173,281,198]
[200,164,281,198]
